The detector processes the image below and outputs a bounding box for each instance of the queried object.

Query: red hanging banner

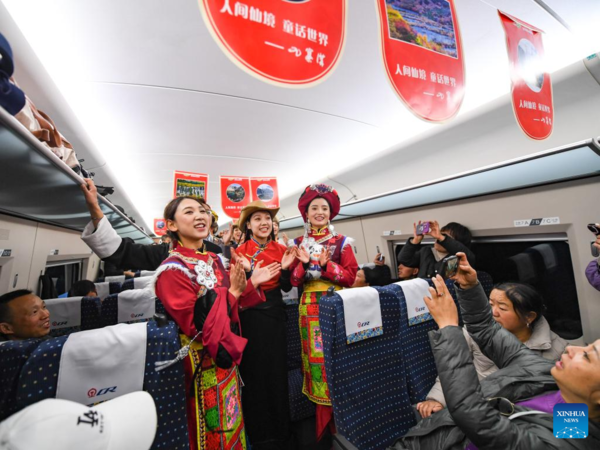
[250,177,279,209]
[220,176,251,219]
[198,0,346,87]
[173,171,209,202]
[376,0,465,122]
[153,219,167,237]
[499,12,553,140]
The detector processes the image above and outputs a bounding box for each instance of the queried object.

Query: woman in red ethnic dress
[289,184,359,440]
[154,196,279,450]
[230,200,297,449]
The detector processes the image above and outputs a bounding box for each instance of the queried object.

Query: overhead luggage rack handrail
[0,106,152,243]
[279,138,600,230]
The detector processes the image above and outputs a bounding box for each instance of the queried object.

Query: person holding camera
[585,223,600,292]
[388,253,600,450]
[397,220,475,279]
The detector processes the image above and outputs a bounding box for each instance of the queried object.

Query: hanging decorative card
[499,11,553,140]
[250,177,279,208]
[376,0,465,122]
[153,219,167,237]
[173,171,209,202]
[220,176,251,219]
[198,0,346,87]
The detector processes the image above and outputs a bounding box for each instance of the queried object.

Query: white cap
[0,391,157,450]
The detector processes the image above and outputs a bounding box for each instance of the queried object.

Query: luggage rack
[0,106,152,243]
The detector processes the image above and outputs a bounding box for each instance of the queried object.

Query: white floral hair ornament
[194,260,217,290]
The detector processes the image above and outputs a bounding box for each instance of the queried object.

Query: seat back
[121,278,135,291]
[117,289,156,324]
[477,271,494,298]
[105,275,126,284]
[15,322,188,450]
[319,287,415,450]
[100,294,119,327]
[46,297,102,337]
[0,339,45,420]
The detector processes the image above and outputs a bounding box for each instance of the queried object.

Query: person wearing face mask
[288,184,359,441]
[231,201,297,449]
[418,282,567,418]
[389,253,600,450]
[398,220,475,279]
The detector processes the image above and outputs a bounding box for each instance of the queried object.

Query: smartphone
[376,246,384,261]
[439,255,459,280]
[592,242,600,258]
[588,223,600,235]
[416,222,430,235]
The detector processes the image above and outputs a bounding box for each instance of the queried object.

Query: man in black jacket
[80,179,221,272]
[398,220,475,279]
[389,253,599,450]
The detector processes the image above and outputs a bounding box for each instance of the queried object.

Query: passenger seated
[373,252,419,281]
[351,265,392,287]
[586,229,600,292]
[0,290,50,341]
[390,254,600,449]
[67,280,97,298]
[418,282,568,418]
[398,220,475,278]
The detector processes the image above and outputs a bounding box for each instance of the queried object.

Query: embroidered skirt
[181,334,246,450]
[299,280,341,405]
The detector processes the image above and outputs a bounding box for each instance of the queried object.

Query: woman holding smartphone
[288,184,358,440]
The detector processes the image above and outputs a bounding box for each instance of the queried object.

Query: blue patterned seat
[109,281,122,294]
[48,297,102,338]
[121,279,135,291]
[0,338,44,420]
[15,321,188,450]
[100,294,119,327]
[320,287,416,450]
[477,271,494,298]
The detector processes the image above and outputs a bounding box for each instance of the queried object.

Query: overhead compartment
[0,107,152,244]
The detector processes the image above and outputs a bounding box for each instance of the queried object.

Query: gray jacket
[389,282,599,450]
[427,316,568,407]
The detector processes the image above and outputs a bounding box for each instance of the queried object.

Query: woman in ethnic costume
[153,196,279,450]
[232,200,296,449]
[289,184,359,440]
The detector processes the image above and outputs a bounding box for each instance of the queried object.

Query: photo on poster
[256,184,275,201]
[175,179,206,199]
[226,183,246,203]
[386,0,457,58]
[517,38,544,93]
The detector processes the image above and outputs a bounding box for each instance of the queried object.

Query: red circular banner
[377,0,465,122]
[199,0,346,86]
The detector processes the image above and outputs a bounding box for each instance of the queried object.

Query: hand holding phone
[588,223,600,236]
[416,222,431,235]
[439,255,459,280]
[376,246,384,261]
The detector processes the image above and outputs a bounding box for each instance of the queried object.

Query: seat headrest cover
[0,391,157,450]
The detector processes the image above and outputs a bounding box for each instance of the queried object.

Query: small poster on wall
[250,177,279,209]
[499,11,553,140]
[173,171,209,201]
[198,0,347,87]
[154,219,167,237]
[376,0,465,122]
[220,176,251,219]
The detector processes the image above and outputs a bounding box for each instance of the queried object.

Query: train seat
[15,321,188,450]
[45,296,102,338]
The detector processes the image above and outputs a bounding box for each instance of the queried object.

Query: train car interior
[0,0,599,449]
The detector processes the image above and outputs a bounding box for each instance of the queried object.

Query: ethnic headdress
[297,184,341,221]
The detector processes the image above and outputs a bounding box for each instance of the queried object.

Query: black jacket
[389,283,599,450]
[103,237,222,272]
[398,236,476,278]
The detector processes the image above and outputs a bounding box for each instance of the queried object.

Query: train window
[394,234,582,340]
[41,260,83,299]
